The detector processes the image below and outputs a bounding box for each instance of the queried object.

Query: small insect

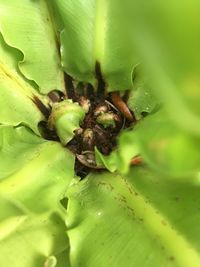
[130,155,142,165]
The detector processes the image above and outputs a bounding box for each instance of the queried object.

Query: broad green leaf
[0,202,70,267]
[67,167,200,267]
[0,126,75,212]
[0,126,45,179]
[0,126,74,267]
[0,0,65,93]
[50,0,137,91]
[129,0,200,135]
[128,111,200,177]
[0,33,49,134]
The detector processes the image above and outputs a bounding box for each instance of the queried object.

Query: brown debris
[111,92,134,122]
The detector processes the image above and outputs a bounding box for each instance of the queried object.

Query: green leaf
[129,0,200,135]
[130,111,200,177]
[67,167,200,267]
[0,126,74,267]
[95,129,139,173]
[128,66,159,120]
[0,33,49,134]
[0,126,44,179]
[0,204,70,267]
[0,0,65,93]
[50,0,137,91]
[0,126,75,211]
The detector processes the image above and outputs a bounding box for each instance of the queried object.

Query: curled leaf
[48,100,85,145]
[0,0,65,93]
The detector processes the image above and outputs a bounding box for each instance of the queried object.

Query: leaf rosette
[0,1,200,267]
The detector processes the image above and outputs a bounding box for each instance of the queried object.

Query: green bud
[48,100,85,145]
[96,112,116,128]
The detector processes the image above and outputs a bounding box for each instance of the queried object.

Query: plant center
[38,64,135,178]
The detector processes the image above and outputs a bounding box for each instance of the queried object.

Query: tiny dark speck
[174,196,180,202]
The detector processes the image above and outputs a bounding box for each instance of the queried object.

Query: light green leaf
[0,126,75,212]
[130,111,200,177]
[51,0,137,91]
[0,205,70,267]
[0,0,65,93]
[67,167,200,267]
[0,33,49,134]
[0,126,74,267]
[129,0,200,135]
[0,126,44,179]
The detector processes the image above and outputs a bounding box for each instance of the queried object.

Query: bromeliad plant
[0,1,200,267]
